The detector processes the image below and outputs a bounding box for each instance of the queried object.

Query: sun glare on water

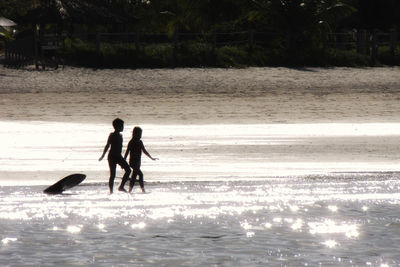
[2,121,400,265]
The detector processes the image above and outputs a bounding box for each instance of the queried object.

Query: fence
[4,35,35,67]
[3,29,399,68]
[94,31,282,51]
[93,29,398,63]
[325,30,398,63]
[4,33,63,69]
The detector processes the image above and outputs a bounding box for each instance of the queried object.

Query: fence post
[17,50,21,67]
[339,31,345,49]
[135,30,140,51]
[285,31,291,51]
[34,25,39,69]
[322,31,327,55]
[212,31,217,49]
[4,40,8,64]
[172,31,178,68]
[390,30,397,57]
[357,29,367,55]
[5,41,9,64]
[371,30,378,65]
[248,29,254,50]
[96,32,101,54]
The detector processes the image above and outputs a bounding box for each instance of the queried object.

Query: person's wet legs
[108,160,117,194]
[129,172,137,193]
[118,159,131,192]
[129,169,144,193]
[137,170,145,192]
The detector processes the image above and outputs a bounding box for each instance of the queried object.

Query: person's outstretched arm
[142,144,158,161]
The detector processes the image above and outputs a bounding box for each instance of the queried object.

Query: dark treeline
[1,0,400,67]
[2,0,400,31]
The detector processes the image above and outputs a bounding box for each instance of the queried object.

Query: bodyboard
[43,173,86,194]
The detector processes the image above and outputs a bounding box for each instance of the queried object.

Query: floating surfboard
[43,173,86,194]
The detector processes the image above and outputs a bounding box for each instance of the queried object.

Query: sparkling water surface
[1,121,400,266]
[1,176,400,266]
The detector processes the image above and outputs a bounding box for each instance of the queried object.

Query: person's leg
[118,157,131,191]
[137,169,145,192]
[129,171,138,193]
[108,159,117,194]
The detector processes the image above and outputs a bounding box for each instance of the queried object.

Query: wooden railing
[4,35,35,67]
[4,33,62,69]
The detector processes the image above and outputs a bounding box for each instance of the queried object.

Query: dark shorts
[108,155,130,171]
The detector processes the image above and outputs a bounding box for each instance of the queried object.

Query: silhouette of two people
[99,118,157,194]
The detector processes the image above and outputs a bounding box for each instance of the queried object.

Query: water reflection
[1,237,17,245]
[308,219,359,238]
[131,222,146,229]
[67,225,82,234]
[322,239,338,248]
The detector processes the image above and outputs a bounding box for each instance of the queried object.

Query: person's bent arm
[99,136,111,161]
[124,145,130,161]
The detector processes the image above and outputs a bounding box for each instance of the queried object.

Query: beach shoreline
[1,121,400,186]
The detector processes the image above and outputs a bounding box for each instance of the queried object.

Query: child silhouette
[99,118,131,194]
[124,126,158,193]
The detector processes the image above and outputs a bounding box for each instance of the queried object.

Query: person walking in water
[99,118,131,194]
[124,126,158,193]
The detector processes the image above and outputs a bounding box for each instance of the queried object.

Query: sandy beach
[1,66,400,124]
[1,66,400,266]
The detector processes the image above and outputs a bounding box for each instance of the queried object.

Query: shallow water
[1,121,400,266]
[1,176,400,266]
[2,121,400,185]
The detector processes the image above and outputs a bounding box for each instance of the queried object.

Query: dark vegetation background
[1,0,400,68]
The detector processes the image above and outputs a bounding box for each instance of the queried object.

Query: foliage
[176,41,214,67]
[0,0,37,18]
[2,0,400,67]
[323,48,370,66]
[60,37,385,68]
[377,46,400,65]
[2,0,400,33]
[0,27,13,40]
